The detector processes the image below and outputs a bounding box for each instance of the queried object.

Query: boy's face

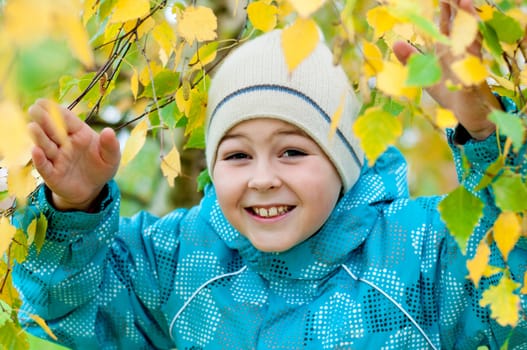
[212,118,342,253]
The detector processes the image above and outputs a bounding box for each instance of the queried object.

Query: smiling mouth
[248,206,294,218]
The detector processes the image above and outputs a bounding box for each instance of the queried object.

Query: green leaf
[406,53,442,87]
[15,39,78,101]
[184,125,205,149]
[478,22,503,60]
[0,190,9,202]
[10,228,28,264]
[488,110,525,151]
[382,98,405,116]
[141,70,180,98]
[0,321,29,350]
[77,72,101,110]
[33,213,48,254]
[196,169,211,192]
[401,11,450,44]
[486,11,524,44]
[491,171,527,212]
[159,101,182,129]
[475,155,504,191]
[439,185,484,254]
[353,107,403,165]
[0,300,12,327]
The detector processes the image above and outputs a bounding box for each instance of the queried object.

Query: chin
[251,241,292,253]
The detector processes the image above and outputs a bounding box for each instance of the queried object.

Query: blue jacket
[13,130,527,349]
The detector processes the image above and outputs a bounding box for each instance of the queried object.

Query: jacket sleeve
[439,124,527,349]
[12,180,185,349]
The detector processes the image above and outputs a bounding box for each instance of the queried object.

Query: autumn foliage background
[0,0,526,349]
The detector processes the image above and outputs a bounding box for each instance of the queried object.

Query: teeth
[252,206,289,217]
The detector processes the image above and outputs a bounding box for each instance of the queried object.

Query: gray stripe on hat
[209,84,362,167]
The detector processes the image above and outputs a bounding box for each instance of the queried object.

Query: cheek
[213,165,242,207]
[307,169,341,213]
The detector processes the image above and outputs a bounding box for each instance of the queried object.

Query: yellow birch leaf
[353,107,403,164]
[507,8,527,29]
[482,265,503,278]
[281,18,319,72]
[521,271,527,294]
[450,9,478,56]
[4,0,52,45]
[0,101,33,168]
[189,42,218,71]
[47,101,69,145]
[520,69,527,87]
[62,16,95,68]
[435,107,457,129]
[139,62,162,86]
[367,6,398,40]
[110,0,150,23]
[466,239,490,287]
[7,163,37,201]
[175,84,196,117]
[29,314,58,341]
[248,1,277,32]
[26,213,49,253]
[152,20,178,57]
[27,217,37,247]
[160,146,181,187]
[278,1,294,19]
[490,72,515,91]
[137,17,156,40]
[480,275,521,327]
[83,0,98,24]
[451,55,488,86]
[120,119,148,167]
[184,91,207,136]
[177,6,218,45]
[362,41,384,77]
[0,217,16,257]
[329,93,346,137]
[377,60,418,99]
[493,212,521,261]
[479,5,494,21]
[131,69,139,100]
[288,0,326,18]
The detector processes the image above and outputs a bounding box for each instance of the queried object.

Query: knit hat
[205,29,364,192]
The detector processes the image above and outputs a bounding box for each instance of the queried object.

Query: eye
[282,149,307,157]
[224,152,250,161]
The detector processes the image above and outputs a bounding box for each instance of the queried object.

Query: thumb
[392,41,417,65]
[99,127,121,166]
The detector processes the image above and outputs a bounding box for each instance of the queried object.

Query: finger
[439,0,453,36]
[458,0,482,57]
[28,99,67,147]
[99,128,121,166]
[31,146,55,180]
[28,121,60,162]
[59,104,86,134]
[459,0,476,15]
[392,41,417,65]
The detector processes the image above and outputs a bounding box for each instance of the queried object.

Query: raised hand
[392,0,501,140]
[28,99,121,211]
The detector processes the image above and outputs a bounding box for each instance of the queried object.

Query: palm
[29,99,120,210]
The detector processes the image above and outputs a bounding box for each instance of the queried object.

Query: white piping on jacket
[168,263,438,349]
[169,265,248,338]
[341,264,439,350]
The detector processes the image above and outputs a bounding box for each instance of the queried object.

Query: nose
[248,161,281,191]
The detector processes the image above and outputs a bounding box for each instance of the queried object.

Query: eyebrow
[222,127,309,142]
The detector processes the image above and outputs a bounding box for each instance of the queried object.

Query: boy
[13,0,526,349]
